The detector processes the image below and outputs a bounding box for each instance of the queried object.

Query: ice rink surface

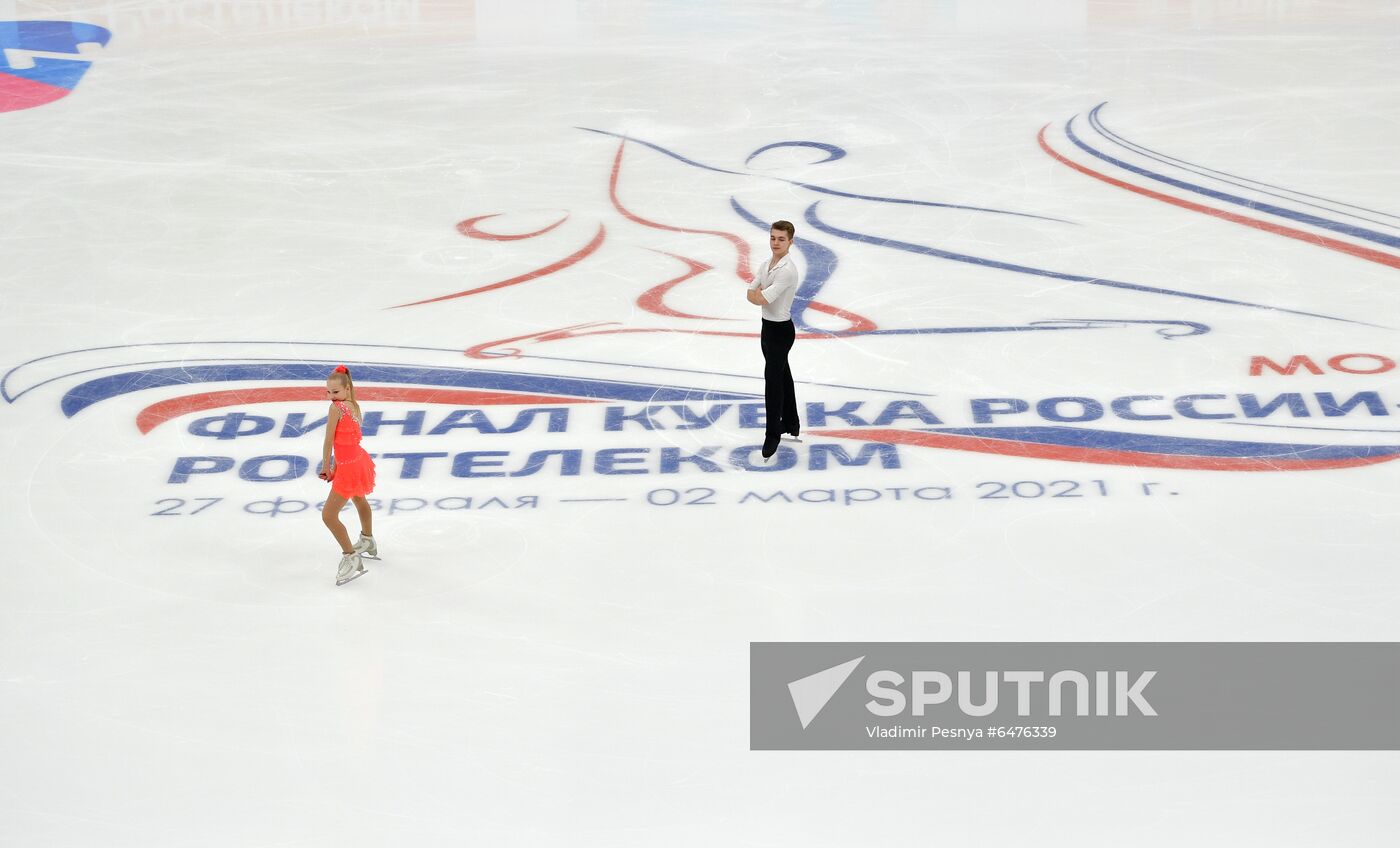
[2,0,1398,843]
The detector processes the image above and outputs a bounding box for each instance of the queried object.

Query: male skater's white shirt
[753,254,800,321]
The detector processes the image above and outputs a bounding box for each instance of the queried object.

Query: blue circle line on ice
[1,342,937,404]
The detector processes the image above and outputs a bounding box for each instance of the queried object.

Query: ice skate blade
[782,435,803,443]
[336,568,368,586]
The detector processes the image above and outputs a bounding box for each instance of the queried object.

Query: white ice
[2,1,1399,844]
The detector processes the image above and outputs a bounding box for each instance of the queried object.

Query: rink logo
[9,346,1400,475]
[752,643,1400,750]
[0,21,111,113]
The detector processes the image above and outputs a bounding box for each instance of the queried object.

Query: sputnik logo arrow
[788,656,864,729]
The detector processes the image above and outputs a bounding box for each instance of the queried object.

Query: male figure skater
[746,220,801,460]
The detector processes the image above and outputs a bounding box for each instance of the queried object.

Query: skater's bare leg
[352,496,373,538]
[322,492,354,553]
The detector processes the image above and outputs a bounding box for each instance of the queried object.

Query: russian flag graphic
[0,21,111,113]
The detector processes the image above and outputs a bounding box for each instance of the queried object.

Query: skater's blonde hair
[328,364,357,402]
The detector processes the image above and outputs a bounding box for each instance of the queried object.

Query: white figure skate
[352,533,380,561]
[335,552,366,586]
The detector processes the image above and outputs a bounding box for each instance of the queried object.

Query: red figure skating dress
[331,400,375,498]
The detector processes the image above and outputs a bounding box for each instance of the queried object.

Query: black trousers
[760,318,798,436]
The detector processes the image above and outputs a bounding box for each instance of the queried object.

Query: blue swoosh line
[1223,420,1400,435]
[1066,114,1400,250]
[826,326,1177,337]
[576,127,1075,224]
[2,341,486,403]
[1087,102,1400,229]
[11,356,369,404]
[2,342,939,404]
[1030,319,1209,338]
[746,141,845,167]
[804,201,1374,326]
[731,199,1206,338]
[508,354,936,397]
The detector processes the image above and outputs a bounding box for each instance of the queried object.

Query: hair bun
[333,365,349,374]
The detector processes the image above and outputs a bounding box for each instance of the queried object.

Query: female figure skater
[320,364,378,585]
[746,220,801,460]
